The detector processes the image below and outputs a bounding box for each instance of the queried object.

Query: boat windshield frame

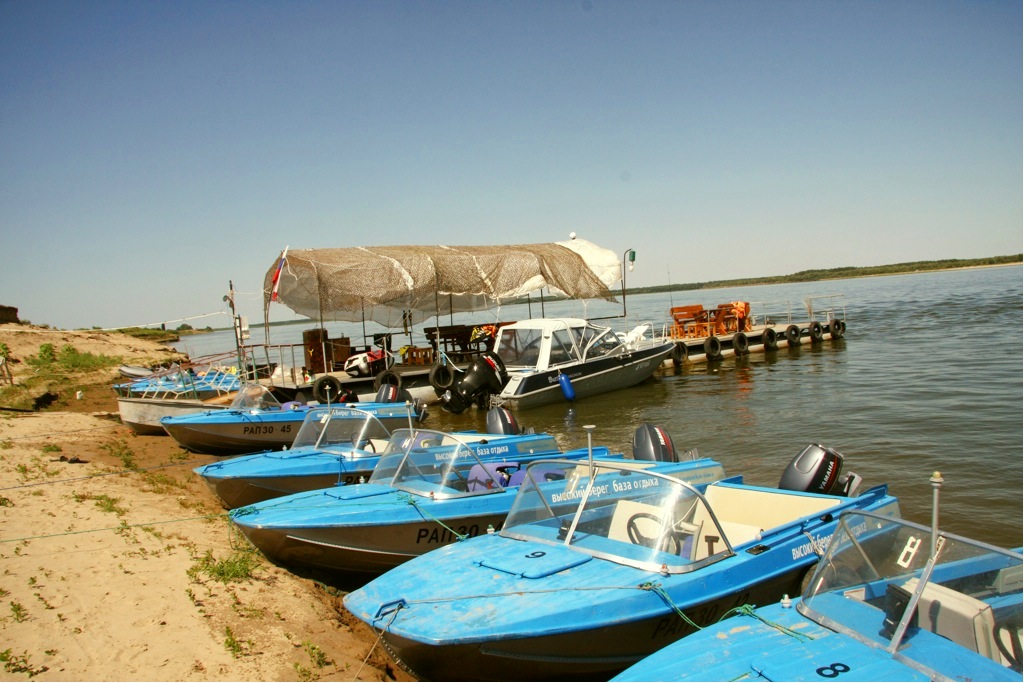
[367,428,516,499]
[499,459,735,574]
[290,406,393,453]
[797,510,1023,669]
[229,383,283,411]
[494,318,624,371]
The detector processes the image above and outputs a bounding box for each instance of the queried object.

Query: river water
[174,265,1023,549]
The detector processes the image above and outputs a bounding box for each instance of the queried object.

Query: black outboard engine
[779,444,861,496]
[374,383,400,403]
[442,352,507,414]
[632,423,680,462]
[485,406,522,435]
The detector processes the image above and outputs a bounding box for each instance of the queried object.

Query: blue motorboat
[164,383,426,456]
[229,423,721,575]
[114,364,241,400]
[344,444,901,681]
[196,405,526,509]
[613,499,1023,681]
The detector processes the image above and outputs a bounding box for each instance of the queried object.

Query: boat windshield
[367,429,516,499]
[290,407,392,453]
[230,384,282,411]
[500,459,730,574]
[495,328,545,368]
[799,511,1023,669]
[573,324,622,360]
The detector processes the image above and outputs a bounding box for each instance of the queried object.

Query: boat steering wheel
[626,512,682,555]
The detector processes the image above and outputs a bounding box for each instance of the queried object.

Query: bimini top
[261,238,621,326]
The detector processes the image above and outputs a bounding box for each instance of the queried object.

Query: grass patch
[187,549,260,584]
[101,439,136,470]
[91,494,128,516]
[0,649,48,678]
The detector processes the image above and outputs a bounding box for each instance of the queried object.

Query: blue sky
[2,0,1020,330]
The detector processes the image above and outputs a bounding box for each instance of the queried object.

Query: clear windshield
[367,429,516,498]
[290,407,392,451]
[495,328,544,368]
[799,512,1023,669]
[500,460,728,573]
[581,327,623,360]
[230,384,282,411]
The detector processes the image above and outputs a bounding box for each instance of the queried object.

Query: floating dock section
[658,295,847,367]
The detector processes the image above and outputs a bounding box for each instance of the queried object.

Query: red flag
[270,247,289,302]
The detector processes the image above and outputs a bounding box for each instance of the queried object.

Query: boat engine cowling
[485,407,522,435]
[779,444,856,495]
[632,423,679,462]
[442,353,507,414]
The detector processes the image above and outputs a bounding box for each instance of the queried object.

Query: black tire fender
[312,375,344,403]
[671,342,688,367]
[704,336,722,360]
[428,363,456,393]
[733,332,749,355]
[373,369,403,392]
[785,324,801,347]
[762,327,778,350]
[809,321,824,342]
[828,319,843,338]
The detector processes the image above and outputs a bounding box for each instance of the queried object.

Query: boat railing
[114,350,241,399]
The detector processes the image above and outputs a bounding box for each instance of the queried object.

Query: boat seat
[903,578,1005,665]
[466,463,518,492]
[507,466,565,488]
[688,485,839,561]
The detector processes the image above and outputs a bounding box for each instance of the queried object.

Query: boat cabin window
[548,329,580,366]
[496,328,544,367]
[500,460,730,574]
[581,328,622,360]
[799,511,1023,673]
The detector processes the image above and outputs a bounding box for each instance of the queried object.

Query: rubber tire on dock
[312,375,344,403]
[828,319,844,338]
[374,369,403,392]
[704,336,722,361]
[671,342,688,367]
[763,327,778,350]
[733,332,749,355]
[785,324,801,347]
[809,321,824,342]
[428,364,456,394]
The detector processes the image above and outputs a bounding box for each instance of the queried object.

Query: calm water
[176,265,1023,548]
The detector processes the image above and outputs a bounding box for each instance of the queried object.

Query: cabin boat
[440,318,675,413]
[612,508,1023,682]
[344,444,900,681]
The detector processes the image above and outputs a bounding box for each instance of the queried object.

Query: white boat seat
[903,578,1004,665]
[688,484,840,561]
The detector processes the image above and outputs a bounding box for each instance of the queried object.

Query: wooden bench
[669,305,706,339]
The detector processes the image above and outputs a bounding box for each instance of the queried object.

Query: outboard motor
[374,383,400,403]
[779,444,861,496]
[442,352,507,414]
[632,423,679,462]
[485,406,522,435]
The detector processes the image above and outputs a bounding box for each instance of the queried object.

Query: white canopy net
[262,238,621,327]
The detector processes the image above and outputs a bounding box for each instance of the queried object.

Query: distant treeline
[625,254,1022,296]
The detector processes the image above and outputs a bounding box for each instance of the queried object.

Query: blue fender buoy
[558,372,576,402]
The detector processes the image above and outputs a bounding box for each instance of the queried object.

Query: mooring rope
[0,458,209,492]
[354,602,402,681]
[0,512,230,544]
[720,603,815,642]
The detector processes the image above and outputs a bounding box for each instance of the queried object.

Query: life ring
[828,319,843,338]
[809,321,824,342]
[762,327,778,350]
[785,324,801,347]
[671,342,688,367]
[373,369,403,392]
[732,332,749,355]
[312,375,344,403]
[703,336,722,360]
[428,363,456,393]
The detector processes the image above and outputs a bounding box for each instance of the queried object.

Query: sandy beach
[0,326,410,682]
